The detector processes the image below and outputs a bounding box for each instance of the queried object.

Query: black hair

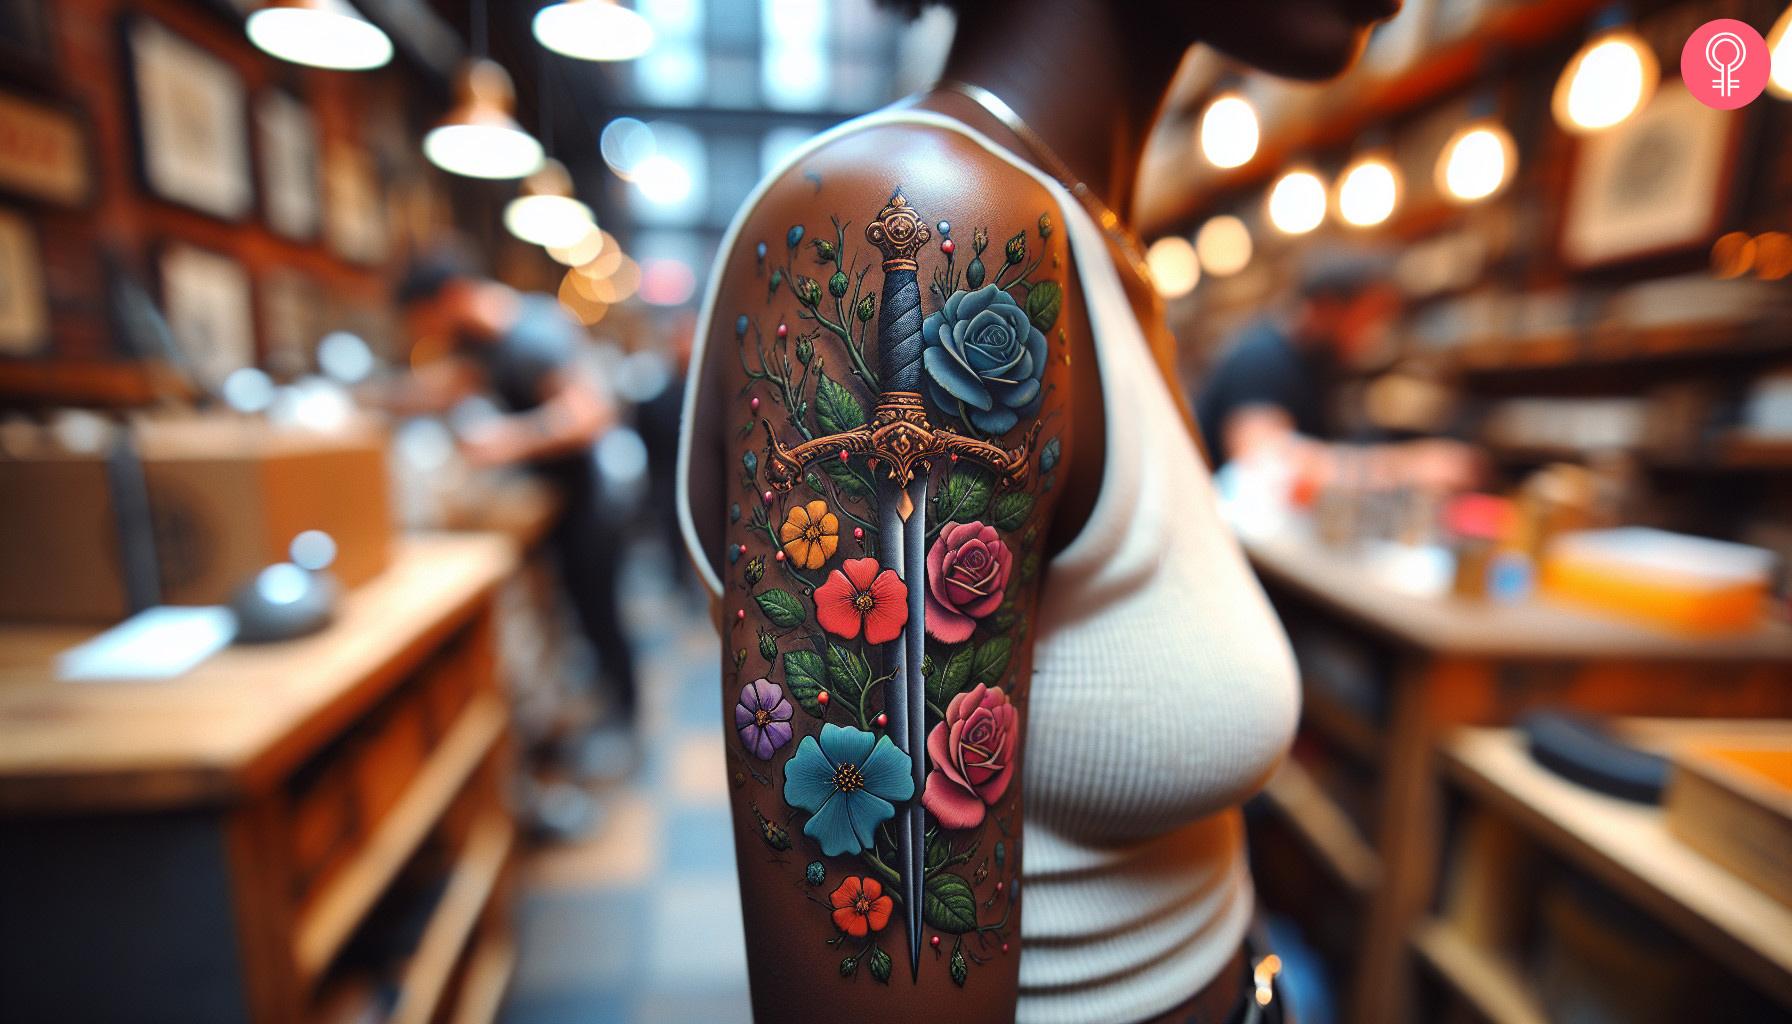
[394,248,472,307]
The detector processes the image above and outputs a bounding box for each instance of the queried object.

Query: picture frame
[158,243,255,389]
[124,16,254,220]
[259,266,322,378]
[0,207,49,354]
[323,145,389,266]
[1561,82,1740,269]
[0,0,56,84]
[255,89,321,241]
[0,89,92,207]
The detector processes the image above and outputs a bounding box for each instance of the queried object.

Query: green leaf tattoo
[922,872,979,934]
[1025,280,1062,331]
[988,491,1035,532]
[815,375,867,435]
[933,468,991,524]
[755,588,807,628]
[930,646,974,709]
[970,638,1012,687]
[783,649,828,718]
[866,944,892,984]
[825,642,871,704]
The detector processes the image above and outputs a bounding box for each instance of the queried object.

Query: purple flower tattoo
[735,677,795,760]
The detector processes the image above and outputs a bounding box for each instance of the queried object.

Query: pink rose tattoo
[922,684,1016,830]
[924,520,1013,644]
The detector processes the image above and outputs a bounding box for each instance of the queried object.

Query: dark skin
[688,2,1395,1020]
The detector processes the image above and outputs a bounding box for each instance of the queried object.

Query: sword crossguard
[763,392,1037,495]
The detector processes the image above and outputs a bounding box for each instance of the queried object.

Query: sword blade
[875,473,921,977]
[901,475,929,978]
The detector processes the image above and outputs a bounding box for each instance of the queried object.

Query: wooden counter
[1245,531,1792,663]
[1241,531,1792,1024]
[0,533,522,1024]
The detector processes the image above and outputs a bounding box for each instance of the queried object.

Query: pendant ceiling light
[1437,120,1516,203]
[534,0,655,61]
[1198,92,1260,170]
[1552,7,1657,133]
[505,159,596,248]
[1267,169,1327,235]
[424,58,544,180]
[246,0,393,70]
[1768,3,1792,100]
[1335,153,1401,228]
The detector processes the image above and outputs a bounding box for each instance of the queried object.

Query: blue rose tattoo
[919,285,1047,435]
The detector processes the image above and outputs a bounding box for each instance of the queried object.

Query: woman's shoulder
[738,113,1067,245]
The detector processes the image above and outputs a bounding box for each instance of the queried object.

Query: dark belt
[1137,933,1288,1024]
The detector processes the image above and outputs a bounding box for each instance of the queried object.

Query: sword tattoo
[762,191,1038,978]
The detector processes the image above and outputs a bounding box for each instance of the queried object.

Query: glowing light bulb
[246,0,392,71]
[1145,236,1200,298]
[1553,32,1658,132]
[533,0,654,61]
[1267,170,1327,235]
[423,60,543,180]
[1769,3,1792,100]
[1199,94,1260,170]
[1195,215,1253,277]
[503,159,595,248]
[1336,156,1400,228]
[1437,122,1515,203]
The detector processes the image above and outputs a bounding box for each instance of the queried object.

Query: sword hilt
[866,191,931,392]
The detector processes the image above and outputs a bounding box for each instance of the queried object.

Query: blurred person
[675,0,1400,1021]
[389,253,642,772]
[1198,248,1482,494]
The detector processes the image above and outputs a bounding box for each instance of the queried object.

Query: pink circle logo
[1682,19,1770,109]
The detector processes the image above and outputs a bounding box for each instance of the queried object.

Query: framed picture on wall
[0,208,49,354]
[0,0,55,82]
[125,16,254,220]
[1561,82,1739,268]
[0,89,91,206]
[256,90,320,241]
[323,145,388,265]
[260,266,322,377]
[158,243,254,389]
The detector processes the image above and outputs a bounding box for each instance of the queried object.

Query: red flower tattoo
[829,875,894,937]
[813,557,909,645]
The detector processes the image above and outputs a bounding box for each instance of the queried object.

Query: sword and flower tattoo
[724,187,1065,990]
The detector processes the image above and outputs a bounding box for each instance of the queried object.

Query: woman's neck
[936,0,1187,221]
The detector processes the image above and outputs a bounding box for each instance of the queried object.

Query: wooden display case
[0,533,521,1024]
[1241,531,1792,1023]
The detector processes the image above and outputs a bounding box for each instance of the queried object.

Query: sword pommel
[865,190,930,273]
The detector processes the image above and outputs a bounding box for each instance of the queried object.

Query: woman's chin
[1201,1,1384,81]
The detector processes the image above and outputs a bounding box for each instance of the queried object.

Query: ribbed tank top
[677,109,1300,1024]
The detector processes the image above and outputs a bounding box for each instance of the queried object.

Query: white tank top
[677,109,1299,1024]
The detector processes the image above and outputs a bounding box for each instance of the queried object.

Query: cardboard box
[0,420,392,622]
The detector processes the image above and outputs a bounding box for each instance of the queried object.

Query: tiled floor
[501,559,749,1024]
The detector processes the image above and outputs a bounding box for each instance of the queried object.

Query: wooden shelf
[0,359,195,408]
[293,693,507,986]
[1411,918,1547,1024]
[1302,686,1384,764]
[1138,0,1608,230]
[449,932,519,1024]
[389,814,514,1024]
[1444,728,1792,1009]
[1261,759,1381,897]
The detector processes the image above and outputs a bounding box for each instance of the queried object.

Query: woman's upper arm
[702,125,1077,1021]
